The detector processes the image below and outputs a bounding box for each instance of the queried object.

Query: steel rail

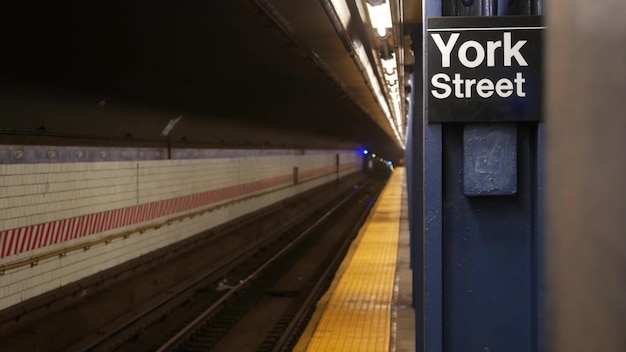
[75,185,346,352]
[155,183,365,352]
[268,188,381,352]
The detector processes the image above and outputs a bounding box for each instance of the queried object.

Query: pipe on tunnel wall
[546,1,626,351]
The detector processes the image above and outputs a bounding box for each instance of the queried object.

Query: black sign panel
[427,16,544,123]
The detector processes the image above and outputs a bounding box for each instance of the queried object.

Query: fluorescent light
[366,1,392,37]
[351,16,405,148]
[378,52,404,137]
[382,53,397,74]
[355,42,402,142]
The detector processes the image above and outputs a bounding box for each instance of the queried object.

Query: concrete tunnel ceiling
[0,0,421,161]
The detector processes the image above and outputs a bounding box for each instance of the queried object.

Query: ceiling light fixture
[380,53,404,136]
[325,0,405,149]
[366,0,392,38]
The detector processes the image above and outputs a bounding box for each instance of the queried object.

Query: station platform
[295,168,414,352]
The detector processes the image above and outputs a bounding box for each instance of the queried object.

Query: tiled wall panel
[0,148,362,311]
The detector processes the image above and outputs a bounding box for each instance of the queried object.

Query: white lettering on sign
[431,32,528,68]
[430,31,530,100]
[458,40,485,68]
[427,18,544,122]
[431,33,459,68]
[431,72,526,99]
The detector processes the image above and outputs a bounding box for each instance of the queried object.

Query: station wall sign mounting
[427,16,545,123]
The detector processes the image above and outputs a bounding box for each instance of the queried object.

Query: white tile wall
[0,149,360,311]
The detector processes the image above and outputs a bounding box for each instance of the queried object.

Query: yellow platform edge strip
[296,169,404,352]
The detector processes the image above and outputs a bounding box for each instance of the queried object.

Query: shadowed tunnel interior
[0,0,404,161]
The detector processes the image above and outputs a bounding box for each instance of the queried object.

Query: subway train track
[89,177,383,352]
[0,172,385,352]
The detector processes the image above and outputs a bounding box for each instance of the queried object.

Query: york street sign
[427,16,544,123]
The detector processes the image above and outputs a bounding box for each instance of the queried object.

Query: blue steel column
[421,1,443,352]
[535,121,546,352]
[407,34,424,351]
[420,1,544,351]
[405,71,415,271]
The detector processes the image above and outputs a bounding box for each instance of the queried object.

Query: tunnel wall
[0,147,362,310]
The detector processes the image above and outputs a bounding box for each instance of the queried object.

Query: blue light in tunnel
[387,160,393,166]
[363,149,369,155]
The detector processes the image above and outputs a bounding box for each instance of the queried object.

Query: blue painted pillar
[421,2,443,352]
[418,0,545,351]
[407,35,424,351]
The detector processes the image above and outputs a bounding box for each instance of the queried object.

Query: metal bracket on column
[463,123,517,196]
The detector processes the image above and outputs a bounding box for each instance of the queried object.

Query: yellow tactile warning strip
[297,169,404,352]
